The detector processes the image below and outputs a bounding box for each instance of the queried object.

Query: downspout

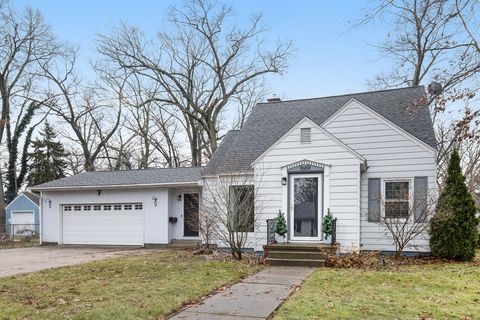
[39,191,43,245]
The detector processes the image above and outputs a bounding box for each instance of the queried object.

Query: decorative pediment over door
[284,159,329,173]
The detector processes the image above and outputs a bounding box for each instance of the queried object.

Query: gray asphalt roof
[204,86,436,175]
[23,191,40,205]
[30,167,203,190]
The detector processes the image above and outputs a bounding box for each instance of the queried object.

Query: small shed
[5,192,40,235]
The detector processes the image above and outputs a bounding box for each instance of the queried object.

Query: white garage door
[62,203,144,245]
[11,211,35,225]
[11,211,35,235]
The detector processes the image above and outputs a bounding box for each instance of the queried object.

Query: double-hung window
[230,185,255,232]
[384,181,410,219]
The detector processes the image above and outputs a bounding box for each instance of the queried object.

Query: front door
[183,193,199,237]
[289,174,323,241]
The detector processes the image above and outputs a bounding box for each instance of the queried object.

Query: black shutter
[414,177,428,222]
[368,178,381,222]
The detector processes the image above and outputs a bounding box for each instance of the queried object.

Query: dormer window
[300,127,311,144]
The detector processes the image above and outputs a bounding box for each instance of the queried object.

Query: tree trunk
[190,128,200,167]
[0,168,5,221]
[207,125,218,155]
[84,159,96,172]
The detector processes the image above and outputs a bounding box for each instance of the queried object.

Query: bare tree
[63,144,84,175]
[232,78,265,130]
[202,170,263,260]
[436,120,480,203]
[0,3,60,206]
[357,0,479,92]
[44,48,123,171]
[374,183,435,258]
[120,74,184,168]
[97,0,292,166]
[355,0,480,193]
[149,108,184,167]
[101,124,137,171]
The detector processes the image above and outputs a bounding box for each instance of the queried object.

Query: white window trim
[381,178,414,221]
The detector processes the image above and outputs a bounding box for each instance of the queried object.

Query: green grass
[274,263,480,320]
[0,251,260,320]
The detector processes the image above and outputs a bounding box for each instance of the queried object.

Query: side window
[124,204,132,210]
[230,185,255,232]
[74,205,81,211]
[93,205,102,211]
[114,204,122,211]
[83,205,91,211]
[64,206,72,211]
[384,181,410,219]
[104,205,111,211]
[134,204,143,210]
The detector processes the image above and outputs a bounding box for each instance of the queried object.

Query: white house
[31,86,437,253]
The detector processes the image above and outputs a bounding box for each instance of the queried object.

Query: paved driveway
[0,246,148,277]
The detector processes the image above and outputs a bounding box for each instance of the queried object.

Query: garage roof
[30,167,203,191]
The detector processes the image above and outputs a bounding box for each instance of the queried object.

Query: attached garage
[30,167,203,246]
[62,203,144,246]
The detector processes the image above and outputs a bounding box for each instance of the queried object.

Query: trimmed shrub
[322,209,334,237]
[430,150,479,261]
[274,210,288,237]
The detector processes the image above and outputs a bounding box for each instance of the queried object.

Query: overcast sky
[12,0,397,101]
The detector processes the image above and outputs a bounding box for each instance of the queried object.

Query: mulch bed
[324,251,476,270]
[192,245,264,265]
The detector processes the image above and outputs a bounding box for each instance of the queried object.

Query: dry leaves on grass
[325,251,458,270]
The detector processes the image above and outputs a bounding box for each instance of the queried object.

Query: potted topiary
[322,209,334,243]
[274,210,288,243]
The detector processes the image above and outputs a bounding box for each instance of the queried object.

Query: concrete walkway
[170,266,314,320]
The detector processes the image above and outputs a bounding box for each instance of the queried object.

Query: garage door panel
[62,203,144,246]
[11,212,35,224]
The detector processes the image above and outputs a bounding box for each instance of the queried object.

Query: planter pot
[324,234,332,243]
[277,234,287,243]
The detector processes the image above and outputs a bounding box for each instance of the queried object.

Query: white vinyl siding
[324,100,435,252]
[254,118,362,252]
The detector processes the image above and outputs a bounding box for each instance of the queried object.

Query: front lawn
[274,262,480,319]
[0,251,260,319]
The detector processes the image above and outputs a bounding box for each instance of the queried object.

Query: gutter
[29,181,202,192]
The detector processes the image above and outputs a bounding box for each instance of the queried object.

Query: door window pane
[293,177,318,237]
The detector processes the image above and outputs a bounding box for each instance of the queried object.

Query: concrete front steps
[168,239,201,249]
[263,243,338,267]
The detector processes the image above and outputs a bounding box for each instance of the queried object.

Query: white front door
[289,173,323,241]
